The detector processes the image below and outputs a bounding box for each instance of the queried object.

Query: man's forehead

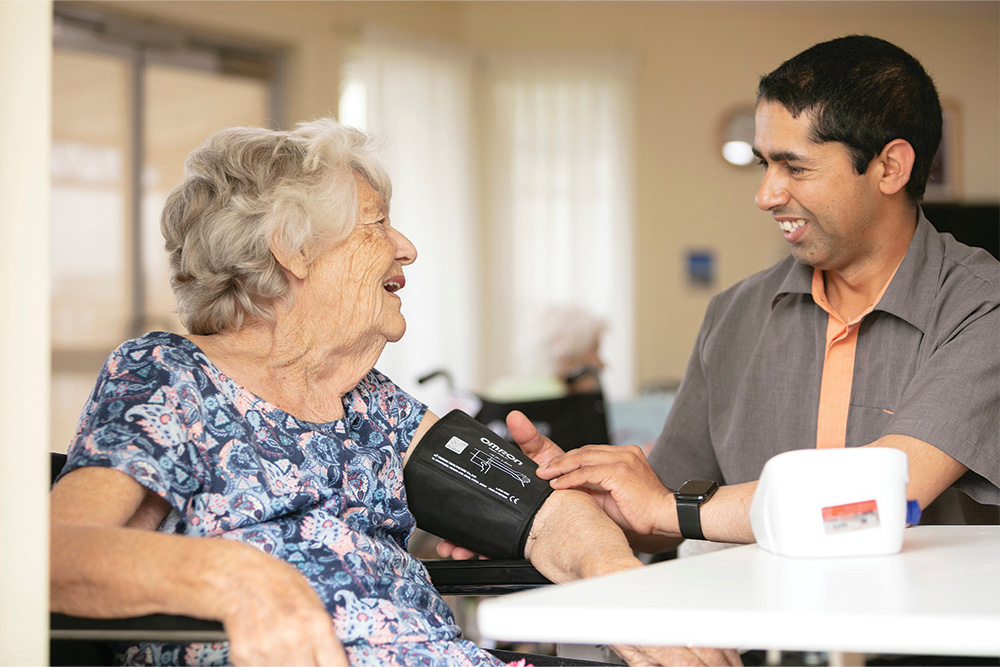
[753,101,822,158]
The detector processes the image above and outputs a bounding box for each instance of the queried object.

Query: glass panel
[50,47,130,451]
[50,49,272,452]
[143,63,270,333]
[50,47,130,350]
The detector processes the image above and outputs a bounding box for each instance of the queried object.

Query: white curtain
[484,53,636,399]
[340,29,481,410]
[342,35,636,403]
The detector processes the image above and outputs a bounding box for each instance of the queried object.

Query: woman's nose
[392,227,417,265]
[755,169,789,211]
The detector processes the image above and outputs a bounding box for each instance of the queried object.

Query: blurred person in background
[486,304,607,401]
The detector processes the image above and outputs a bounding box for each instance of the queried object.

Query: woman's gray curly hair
[161,117,391,335]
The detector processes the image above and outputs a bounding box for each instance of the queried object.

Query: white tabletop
[478,526,1000,657]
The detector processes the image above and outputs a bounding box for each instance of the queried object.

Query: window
[484,54,635,399]
[339,29,481,408]
[50,7,283,450]
[342,33,635,402]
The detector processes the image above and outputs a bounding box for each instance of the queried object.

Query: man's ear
[269,238,309,280]
[876,139,916,196]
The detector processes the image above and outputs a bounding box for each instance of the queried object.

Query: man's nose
[755,169,789,211]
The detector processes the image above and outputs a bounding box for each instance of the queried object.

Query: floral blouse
[61,331,506,666]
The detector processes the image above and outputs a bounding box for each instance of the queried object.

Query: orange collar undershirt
[810,266,899,448]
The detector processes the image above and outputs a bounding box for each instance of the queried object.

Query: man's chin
[790,245,821,268]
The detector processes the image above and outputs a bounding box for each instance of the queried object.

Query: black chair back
[51,452,68,486]
[474,390,610,451]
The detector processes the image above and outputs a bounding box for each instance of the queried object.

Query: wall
[1,2,52,663]
[456,1,1000,388]
[67,0,1000,390]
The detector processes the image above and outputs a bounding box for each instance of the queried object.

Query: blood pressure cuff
[404,409,554,559]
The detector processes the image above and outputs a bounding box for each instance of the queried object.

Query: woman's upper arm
[51,466,170,530]
[402,410,438,468]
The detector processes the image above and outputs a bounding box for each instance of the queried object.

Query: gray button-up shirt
[648,210,999,525]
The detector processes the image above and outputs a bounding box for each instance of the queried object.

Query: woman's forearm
[51,524,249,620]
[523,489,643,584]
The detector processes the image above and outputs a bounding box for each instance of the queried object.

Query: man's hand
[536,444,674,536]
[613,644,743,666]
[505,409,566,465]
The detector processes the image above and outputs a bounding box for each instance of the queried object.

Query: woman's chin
[384,320,407,343]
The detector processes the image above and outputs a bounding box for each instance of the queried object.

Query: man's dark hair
[757,35,942,203]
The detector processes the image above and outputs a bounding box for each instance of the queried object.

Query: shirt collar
[875,208,940,333]
[772,254,814,309]
[771,208,939,334]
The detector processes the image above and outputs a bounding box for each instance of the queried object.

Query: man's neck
[823,206,918,322]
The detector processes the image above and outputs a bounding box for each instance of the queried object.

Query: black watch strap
[674,480,718,541]
[676,498,706,540]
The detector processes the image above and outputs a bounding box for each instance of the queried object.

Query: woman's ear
[269,239,309,280]
[877,139,916,197]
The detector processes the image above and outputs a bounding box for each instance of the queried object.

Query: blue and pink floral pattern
[62,332,505,666]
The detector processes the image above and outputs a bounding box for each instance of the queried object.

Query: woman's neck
[187,319,386,423]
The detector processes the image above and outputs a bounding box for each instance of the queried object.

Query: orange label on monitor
[822,499,880,534]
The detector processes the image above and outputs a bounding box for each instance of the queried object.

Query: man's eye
[786,165,805,175]
[755,158,768,169]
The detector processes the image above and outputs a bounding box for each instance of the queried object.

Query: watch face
[677,479,718,500]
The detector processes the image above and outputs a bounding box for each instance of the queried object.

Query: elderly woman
[50,118,739,667]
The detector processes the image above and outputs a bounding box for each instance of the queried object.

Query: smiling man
[531,35,999,551]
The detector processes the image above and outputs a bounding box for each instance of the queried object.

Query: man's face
[753,101,883,275]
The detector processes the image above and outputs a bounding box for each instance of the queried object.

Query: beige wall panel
[69,0,999,390]
[458,1,1000,388]
[2,2,52,663]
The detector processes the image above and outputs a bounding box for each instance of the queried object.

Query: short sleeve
[61,340,210,514]
[887,301,1000,504]
[351,369,428,456]
[647,297,724,490]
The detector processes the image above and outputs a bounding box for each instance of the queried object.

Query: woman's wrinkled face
[306,172,417,349]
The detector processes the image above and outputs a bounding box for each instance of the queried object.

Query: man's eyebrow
[751,147,806,164]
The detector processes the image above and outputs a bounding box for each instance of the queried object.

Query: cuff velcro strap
[404,410,554,559]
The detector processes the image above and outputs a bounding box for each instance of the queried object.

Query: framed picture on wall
[924,100,961,202]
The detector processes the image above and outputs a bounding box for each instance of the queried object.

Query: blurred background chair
[474,390,610,452]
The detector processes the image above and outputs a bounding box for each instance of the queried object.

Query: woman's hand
[434,539,486,561]
[217,544,348,666]
[612,644,743,666]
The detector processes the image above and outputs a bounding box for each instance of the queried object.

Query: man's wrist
[650,490,681,538]
[673,480,720,540]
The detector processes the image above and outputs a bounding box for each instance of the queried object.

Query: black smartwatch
[674,479,719,540]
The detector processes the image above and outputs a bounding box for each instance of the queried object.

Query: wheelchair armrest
[423,558,551,596]
[50,612,226,642]
[50,561,548,641]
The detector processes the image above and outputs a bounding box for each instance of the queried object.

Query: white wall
[0,0,52,665]
[0,2,52,664]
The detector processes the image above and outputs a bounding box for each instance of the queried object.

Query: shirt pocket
[846,403,896,447]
